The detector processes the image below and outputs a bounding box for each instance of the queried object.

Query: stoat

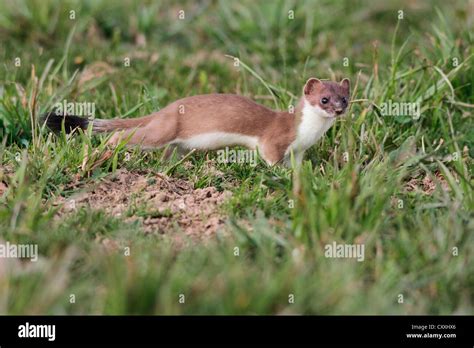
[44,78,350,166]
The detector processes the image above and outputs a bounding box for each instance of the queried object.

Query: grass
[0,0,473,314]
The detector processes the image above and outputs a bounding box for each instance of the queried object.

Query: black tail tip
[41,111,89,134]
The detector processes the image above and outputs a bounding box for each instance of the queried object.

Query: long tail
[41,111,154,134]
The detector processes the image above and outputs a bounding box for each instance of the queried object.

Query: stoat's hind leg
[161,144,186,160]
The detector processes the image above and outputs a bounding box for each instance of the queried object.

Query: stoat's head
[302,78,350,118]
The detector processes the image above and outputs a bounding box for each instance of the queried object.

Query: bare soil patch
[405,171,451,195]
[0,165,13,196]
[56,169,232,238]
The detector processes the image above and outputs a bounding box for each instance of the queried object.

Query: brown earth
[0,181,7,196]
[0,164,13,196]
[405,171,451,195]
[55,169,232,239]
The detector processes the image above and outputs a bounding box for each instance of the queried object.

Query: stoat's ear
[340,78,350,91]
[304,78,322,96]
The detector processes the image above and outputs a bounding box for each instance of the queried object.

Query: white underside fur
[174,132,259,151]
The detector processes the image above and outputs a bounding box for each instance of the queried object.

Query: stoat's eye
[341,97,347,105]
[321,97,329,104]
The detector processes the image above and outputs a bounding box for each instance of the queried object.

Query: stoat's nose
[334,101,343,115]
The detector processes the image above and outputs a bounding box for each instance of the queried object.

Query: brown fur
[106,94,301,164]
